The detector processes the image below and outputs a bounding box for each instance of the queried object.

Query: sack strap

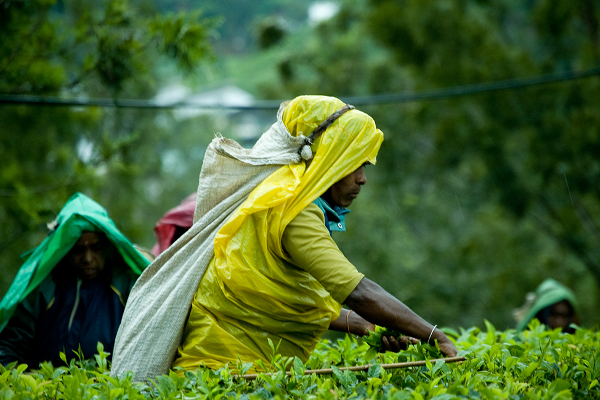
[298,104,355,159]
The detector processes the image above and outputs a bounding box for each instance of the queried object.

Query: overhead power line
[347,65,600,105]
[1,66,599,110]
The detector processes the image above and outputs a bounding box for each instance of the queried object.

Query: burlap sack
[111,104,306,381]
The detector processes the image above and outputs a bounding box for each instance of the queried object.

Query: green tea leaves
[1,325,599,398]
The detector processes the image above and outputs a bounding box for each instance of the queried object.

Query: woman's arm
[343,277,458,357]
[329,308,417,352]
[329,308,374,336]
[0,297,38,366]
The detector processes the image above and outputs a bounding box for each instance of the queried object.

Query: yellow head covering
[215,95,384,254]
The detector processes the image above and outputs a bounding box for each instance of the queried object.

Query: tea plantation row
[1,320,599,399]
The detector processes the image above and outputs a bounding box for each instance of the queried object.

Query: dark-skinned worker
[112,95,457,380]
[0,193,150,367]
[151,193,196,257]
[513,278,580,333]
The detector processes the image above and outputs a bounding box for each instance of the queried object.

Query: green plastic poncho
[0,192,150,333]
[515,278,580,331]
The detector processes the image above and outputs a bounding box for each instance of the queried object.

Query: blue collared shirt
[313,197,351,236]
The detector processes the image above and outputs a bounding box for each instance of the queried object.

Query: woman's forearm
[329,308,375,336]
[343,278,457,356]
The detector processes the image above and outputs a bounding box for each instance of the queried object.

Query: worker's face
[548,300,575,331]
[66,232,107,281]
[324,164,368,208]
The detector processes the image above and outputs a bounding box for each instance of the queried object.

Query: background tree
[259,0,600,329]
[0,0,218,296]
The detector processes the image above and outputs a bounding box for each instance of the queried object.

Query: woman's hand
[379,331,457,357]
[429,328,458,357]
[380,335,419,353]
[345,278,461,358]
[436,336,458,357]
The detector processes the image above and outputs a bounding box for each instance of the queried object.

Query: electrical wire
[0,66,599,110]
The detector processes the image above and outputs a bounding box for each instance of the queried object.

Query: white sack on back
[111,104,307,381]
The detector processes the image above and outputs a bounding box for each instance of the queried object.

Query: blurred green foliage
[0,0,219,296]
[151,0,314,54]
[257,0,600,329]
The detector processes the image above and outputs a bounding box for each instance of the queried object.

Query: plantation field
[1,320,599,399]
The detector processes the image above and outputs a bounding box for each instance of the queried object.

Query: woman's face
[323,164,368,207]
[66,232,107,281]
[548,300,575,331]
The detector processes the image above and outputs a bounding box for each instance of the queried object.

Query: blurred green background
[1,0,599,331]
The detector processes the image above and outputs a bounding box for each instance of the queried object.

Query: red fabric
[151,193,196,256]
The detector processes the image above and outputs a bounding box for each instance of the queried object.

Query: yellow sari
[173,95,384,370]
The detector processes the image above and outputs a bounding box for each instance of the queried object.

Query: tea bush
[1,320,599,399]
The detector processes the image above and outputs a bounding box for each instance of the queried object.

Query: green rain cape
[515,278,580,331]
[0,192,150,333]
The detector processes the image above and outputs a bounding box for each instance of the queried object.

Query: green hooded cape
[0,192,150,333]
[516,278,580,331]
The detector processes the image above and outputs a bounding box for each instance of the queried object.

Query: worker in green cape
[513,278,581,333]
[0,192,150,367]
